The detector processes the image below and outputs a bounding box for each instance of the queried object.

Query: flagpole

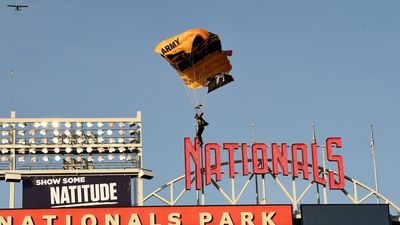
[312,124,321,204]
[370,124,380,204]
[252,123,260,205]
[10,70,15,111]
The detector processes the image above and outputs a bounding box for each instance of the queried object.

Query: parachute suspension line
[189,50,199,106]
[182,80,196,108]
[189,47,203,108]
[200,46,209,109]
[191,42,209,111]
[177,45,197,108]
[189,48,200,107]
[182,78,196,108]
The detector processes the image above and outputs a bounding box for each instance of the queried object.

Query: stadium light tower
[0,111,153,208]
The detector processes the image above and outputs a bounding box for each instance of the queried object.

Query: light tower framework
[0,111,153,208]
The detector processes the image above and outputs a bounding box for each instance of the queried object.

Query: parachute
[155,28,233,107]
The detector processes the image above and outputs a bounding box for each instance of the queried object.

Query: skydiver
[194,105,209,147]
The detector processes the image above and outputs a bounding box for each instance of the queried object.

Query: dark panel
[23,176,131,208]
[301,204,390,225]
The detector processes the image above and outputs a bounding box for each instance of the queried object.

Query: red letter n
[271,143,289,176]
[291,143,309,180]
[184,137,202,190]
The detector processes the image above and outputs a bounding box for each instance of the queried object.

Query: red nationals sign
[184,137,345,191]
[0,205,293,225]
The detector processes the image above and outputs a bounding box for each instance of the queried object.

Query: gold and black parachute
[155,28,233,95]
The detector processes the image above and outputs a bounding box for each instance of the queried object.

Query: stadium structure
[0,111,399,225]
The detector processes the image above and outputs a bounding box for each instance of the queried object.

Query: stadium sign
[23,176,131,208]
[0,205,292,225]
[185,137,345,190]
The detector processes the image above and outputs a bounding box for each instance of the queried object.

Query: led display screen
[301,204,390,225]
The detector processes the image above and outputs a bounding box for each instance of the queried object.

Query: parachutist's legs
[196,126,205,146]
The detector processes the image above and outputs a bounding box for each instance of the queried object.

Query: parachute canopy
[155,28,233,91]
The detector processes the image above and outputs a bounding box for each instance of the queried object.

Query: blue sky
[0,0,399,211]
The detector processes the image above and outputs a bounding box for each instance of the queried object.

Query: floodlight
[2,138,9,144]
[129,138,139,144]
[109,138,115,144]
[41,138,48,144]
[63,138,70,144]
[40,129,47,135]
[52,137,59,144]
[77,147,84,153]
[119,154,126,161]
[108,154,114,160]
[64,129,71,136]
[54,155,61,161]
[86,147,93,153]
[98,147,105,153]
[76,129,83,136]
[88,138,94,144]
[65,156,72,163]
[53,130,60,136]
[107,129,113,135]
[77,137,84,144]
[0,115,143,173]
[97,129,104,135]
[126,155,132,161]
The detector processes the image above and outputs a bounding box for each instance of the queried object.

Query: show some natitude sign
[23,176,131,208]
